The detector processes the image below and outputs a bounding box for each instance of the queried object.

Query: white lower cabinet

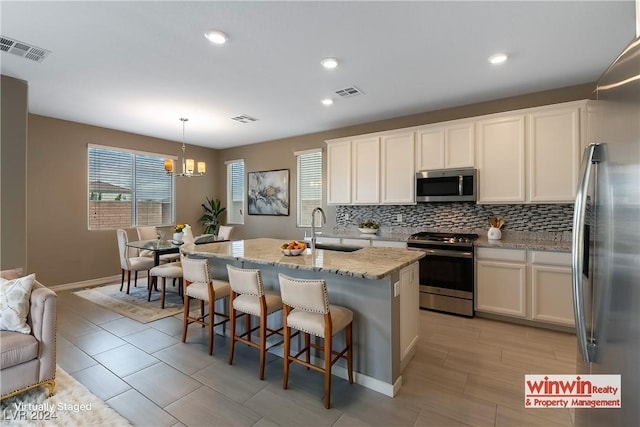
[475,248,574,328]
[399,262,419,365]
[476,252,528,318]
[529,251,574,326]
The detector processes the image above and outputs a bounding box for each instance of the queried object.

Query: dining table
[126,239,182,266]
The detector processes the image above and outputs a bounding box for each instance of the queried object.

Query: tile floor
[55,286,577,426]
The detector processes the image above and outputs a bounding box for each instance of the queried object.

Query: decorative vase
[487,227,502,240]
[173,232,183,242]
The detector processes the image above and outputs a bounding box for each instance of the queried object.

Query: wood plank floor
[55,286,577,426]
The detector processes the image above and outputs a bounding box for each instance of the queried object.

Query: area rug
[1,366,130,426]
[73,282,184,323]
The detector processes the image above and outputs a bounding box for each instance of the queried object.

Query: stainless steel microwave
[415,168,477,202]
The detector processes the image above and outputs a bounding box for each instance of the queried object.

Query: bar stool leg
[161,277,166,309]
[305,333,311,370]
[259,312,267,380]
[228,299,236,365]
[282,306,291,390]
[324,334,332,409]
[346,322,354,384]
[182,295,190,343]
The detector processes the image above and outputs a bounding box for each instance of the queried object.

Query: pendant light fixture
[164,118,206,177]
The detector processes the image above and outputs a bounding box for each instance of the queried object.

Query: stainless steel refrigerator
[572,36,640,426]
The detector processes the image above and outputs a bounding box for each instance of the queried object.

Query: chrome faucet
[310,207,326,251]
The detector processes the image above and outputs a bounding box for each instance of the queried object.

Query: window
[88,144,175,230]
[296,149,323,227]
[227,159,245,224]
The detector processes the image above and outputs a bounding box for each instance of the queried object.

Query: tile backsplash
[336,203,574,233]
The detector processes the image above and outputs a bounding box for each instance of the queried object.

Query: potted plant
[199,197,226,235]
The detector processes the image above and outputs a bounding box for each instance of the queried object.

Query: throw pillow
[0,273,36,334]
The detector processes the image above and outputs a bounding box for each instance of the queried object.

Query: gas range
[407,232,479,248]
[407,231,479,317]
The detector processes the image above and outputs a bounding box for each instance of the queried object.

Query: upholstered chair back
[136,226,157,240]
[278,274,329,314]
[218,225,234,240]
[116,229,131,270]
[181,257,210,284]
[226,265,264,297]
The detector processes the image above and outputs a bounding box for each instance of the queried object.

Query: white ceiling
[1,1,635,149]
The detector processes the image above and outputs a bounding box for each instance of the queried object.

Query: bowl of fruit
[280,240,307,256]
[358,220,380,234]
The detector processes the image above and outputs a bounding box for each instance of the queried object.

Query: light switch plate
[396,214,403,223]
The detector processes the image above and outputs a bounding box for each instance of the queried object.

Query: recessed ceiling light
[321,58,339,69]
[488,53,508,65]
[204,29,229,45]
[321,98,334,106]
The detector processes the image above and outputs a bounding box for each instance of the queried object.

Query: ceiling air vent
[231,114,259,124]
[335,86,364,98]
[0,36,50,63]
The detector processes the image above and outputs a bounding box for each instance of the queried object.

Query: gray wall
[1,76,28,272]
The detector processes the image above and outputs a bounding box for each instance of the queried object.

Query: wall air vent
[0,36,51,63]
[335,86,364,98]
[231,114,259,124]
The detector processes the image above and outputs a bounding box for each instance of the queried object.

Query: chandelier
[164,118,206,177]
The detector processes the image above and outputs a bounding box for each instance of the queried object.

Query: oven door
[412,247,474,299]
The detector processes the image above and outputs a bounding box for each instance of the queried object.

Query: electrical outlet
[396,214,403,223]
[345,213,350,221]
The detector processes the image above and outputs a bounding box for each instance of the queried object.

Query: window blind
[297,150,323,227]
[227,160,245,224]
[88,146,174,230]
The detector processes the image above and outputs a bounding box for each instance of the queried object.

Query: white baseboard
[267,346,398,397]
[50,274,121,291]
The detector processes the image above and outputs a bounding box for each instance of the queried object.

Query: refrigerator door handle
[572,143,602,363]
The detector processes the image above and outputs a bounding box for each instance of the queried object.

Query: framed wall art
[247,169,290,216]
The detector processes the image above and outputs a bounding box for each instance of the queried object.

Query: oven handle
[408,247,473,258]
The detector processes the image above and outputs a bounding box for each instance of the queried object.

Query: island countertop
[182,238,424,280]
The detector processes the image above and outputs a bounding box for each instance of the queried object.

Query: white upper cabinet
[415,120,474,171]
[326,139,352,204]
[381,131,415,204]
[477,114,527,203]
[351,136,380,204]
[327,130,415,205]
[527,106,581,202]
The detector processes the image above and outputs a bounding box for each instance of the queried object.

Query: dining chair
[116,229,155,294]
[149,261,183,309]
[181,257,230,355]
[217,225,234,240]
[278,273,354,409]
[226,265,283,380]
[136,225,180,263]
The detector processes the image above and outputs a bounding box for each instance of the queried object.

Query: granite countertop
[319,228,572,252]
[313,230,413,242]
[474,235,572,252]
[181,238,424,280]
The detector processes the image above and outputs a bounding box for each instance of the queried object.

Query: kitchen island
[181,238,424,397]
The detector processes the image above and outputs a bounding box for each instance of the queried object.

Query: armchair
[1,275,57,399]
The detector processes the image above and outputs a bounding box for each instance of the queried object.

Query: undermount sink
[314,243,362,252]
